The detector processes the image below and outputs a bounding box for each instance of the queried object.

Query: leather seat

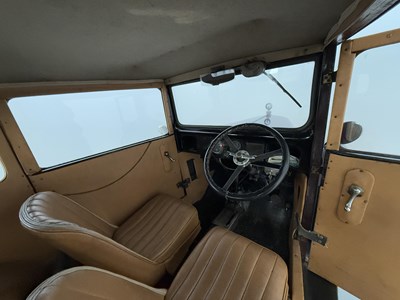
[28,227,288,300]
[19,192,200,286]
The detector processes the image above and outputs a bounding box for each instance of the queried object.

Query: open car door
[308,28,400,299]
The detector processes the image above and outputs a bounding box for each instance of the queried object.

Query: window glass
[338,288,359,300]
[172,61,315,128]
[0,159,6,182]
[326,4,399,144]
[342,42,400,156]
[8,89,168,168]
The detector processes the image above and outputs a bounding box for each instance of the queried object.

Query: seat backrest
[19,191,167,285]
[20,191,116,237]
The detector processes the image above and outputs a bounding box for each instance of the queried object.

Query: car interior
[0,1,399,299]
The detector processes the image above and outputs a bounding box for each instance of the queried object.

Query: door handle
[345,184,364,212]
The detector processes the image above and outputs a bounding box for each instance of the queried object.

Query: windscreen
[172,60,315,128]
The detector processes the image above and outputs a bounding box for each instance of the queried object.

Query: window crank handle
[345,185,364,212]
[164,151,176,162]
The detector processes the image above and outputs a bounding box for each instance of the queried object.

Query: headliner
[0,0,357,83]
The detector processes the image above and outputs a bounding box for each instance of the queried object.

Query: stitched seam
[220,241,252,300]
[57,193,118,228]
[151,210,197,261]
[42,285,111,300]
[202,235,241,300]
[156,224,200,264]
[260,255,278,299]
[26,229,156,263]
[56,197,113,236]
[27,267,167,299]
[167,228,226,299]
[118,197,171,246]
[28,271,71,299]
[32,193,116,228]
[29,196,113,236]
[133,200,181,255]
[116,199,168,245]
[114,197,160,241]
[184,231,230,300]
[240,248,263,299]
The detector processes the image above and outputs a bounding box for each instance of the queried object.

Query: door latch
[177,178,190,189]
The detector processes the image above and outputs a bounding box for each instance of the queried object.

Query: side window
[0,159,6,182]
[8,89,168,168]
[342,42,400,156]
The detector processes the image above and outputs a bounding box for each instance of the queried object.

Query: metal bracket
[177,178,190,189]
[293,214,328,246]
[322,71,337,84]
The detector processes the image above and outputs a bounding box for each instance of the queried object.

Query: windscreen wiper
[263,71,302,108]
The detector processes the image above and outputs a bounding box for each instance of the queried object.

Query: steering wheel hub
[233,150,252,166]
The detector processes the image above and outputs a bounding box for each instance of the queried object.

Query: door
[308,29,400,299]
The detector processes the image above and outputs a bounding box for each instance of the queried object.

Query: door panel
[309,28,400,299]
[0,127,57,299]
[309,154,400,299]
[30,135,185,225]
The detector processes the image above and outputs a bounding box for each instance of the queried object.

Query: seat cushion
[20,192,200,285]
[166,227,289,300]
[114,194,200,264]
[27,266,166,300]
[28,227,288,300]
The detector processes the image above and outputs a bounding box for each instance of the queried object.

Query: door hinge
[293,214,328,246]
[322,71,337,84]
[177,178,190,189]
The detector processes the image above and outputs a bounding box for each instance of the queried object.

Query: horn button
[233,150,252,166]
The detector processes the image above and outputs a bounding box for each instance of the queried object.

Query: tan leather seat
[20,192,200,286]
[28,227,288,300]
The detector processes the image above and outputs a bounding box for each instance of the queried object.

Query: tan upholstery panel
[27,266,166,300]
[20,192,200,286]
[22,191,116,237]
[28,228,289,300]
[29,136,184,225]
[309,154,400,300]
[0,127,58,298]
[166,227,289,300]
[114,194,200,263]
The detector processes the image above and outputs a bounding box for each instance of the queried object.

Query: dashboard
[176,130,306,169]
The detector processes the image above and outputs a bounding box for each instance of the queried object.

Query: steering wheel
[204,123,290,201]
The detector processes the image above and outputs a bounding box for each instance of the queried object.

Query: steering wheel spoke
[252,149,282,163]
[222,165,245,191]
[224,135,240,152]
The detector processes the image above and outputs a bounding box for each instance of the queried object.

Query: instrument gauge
[212,141,225,155]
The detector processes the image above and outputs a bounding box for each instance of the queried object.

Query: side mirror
[341,121,363,144]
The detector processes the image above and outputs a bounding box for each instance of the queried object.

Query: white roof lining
[0,0,386,83]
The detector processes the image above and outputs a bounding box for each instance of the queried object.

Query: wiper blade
[263,71,302,108]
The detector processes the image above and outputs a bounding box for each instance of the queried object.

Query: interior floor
[194,180,293,265]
